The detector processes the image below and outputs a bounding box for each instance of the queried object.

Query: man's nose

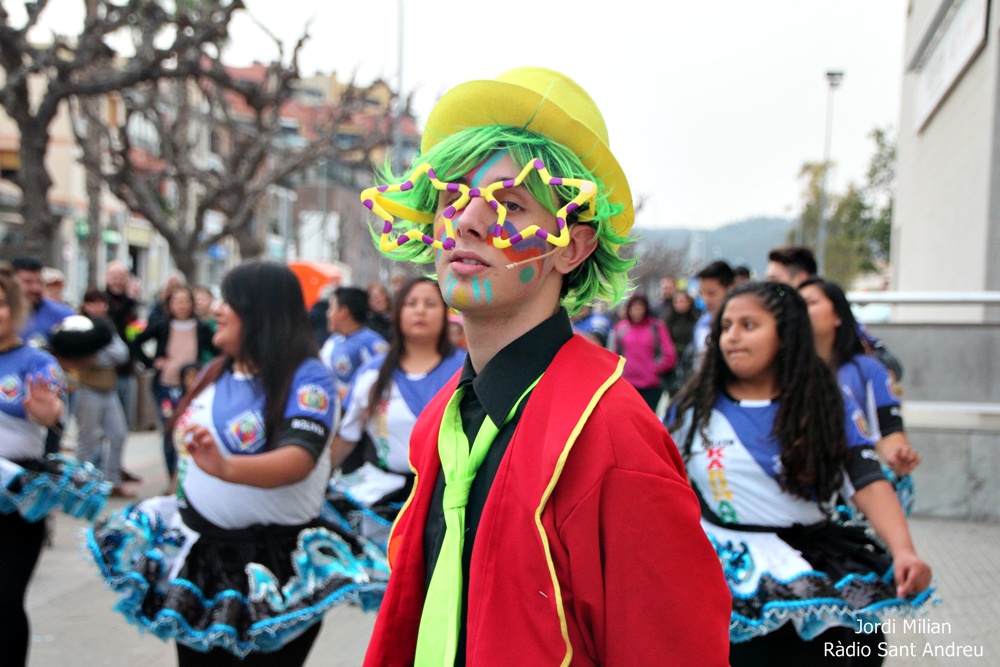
[453,196,496,241]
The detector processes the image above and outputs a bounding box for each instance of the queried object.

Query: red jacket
[364,336,730,666]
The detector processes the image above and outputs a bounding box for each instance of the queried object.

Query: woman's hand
[184,424,229,481]
[182,424,316,488]
[883,441,922,476]
[23,374,64,427]
[893,550,932,598]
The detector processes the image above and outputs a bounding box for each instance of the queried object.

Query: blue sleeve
[29,348,67,394]
[843,394,876,450]
[342,354,386,414]
[275,359,339,459]
[368,331,389,357]
[861,356,901,410]
[284,359,338,425]
[842,393,884,491]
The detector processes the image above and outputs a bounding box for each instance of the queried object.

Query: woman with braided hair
[667,280,933,665]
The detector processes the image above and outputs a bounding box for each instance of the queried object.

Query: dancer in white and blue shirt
[87,262,380,665]
[667,281,932,666]
[800,276,920,514]
[327,278,464,548]
[318,286,389,400]
[0,267,107,667]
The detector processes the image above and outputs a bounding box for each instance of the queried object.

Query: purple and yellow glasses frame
[360,158,597,253]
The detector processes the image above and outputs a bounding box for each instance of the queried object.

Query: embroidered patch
[46,364,65,385]
[852,408,873,439]
[334,355,352,376]
[173,409,195,458]
[0,375,21,401]
[885,375,901,401]
[296,384,330,414]
[226,410,265,452]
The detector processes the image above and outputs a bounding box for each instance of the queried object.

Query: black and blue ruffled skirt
[706,518,937,643]
[86,495,389,657]
[1,454,111,522]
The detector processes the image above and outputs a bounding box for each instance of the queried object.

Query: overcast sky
[226,0,909,231]
[30,0,910,232]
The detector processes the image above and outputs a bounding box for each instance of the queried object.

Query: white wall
[893,0,999,322]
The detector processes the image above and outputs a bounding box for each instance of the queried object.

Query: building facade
[894,0,1000,323]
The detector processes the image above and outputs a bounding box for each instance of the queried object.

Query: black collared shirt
[422,308,573,666]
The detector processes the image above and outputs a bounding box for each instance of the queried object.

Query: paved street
[25,429,1000,666]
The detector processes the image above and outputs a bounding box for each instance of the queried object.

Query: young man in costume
[360,67,730,666]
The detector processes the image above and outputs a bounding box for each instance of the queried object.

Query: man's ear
[553,224,597,276]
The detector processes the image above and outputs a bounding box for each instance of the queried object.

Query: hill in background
[634,216,795,278]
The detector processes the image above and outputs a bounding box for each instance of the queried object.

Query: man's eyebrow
[443,175,523,188]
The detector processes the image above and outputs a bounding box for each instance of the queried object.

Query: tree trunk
[11,120,60,264]
[84,98,103,287]
[233,226,264,262]
[169,242,198,284]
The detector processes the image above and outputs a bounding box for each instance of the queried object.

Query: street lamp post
[391,0,405,174]
[816,69,843,276]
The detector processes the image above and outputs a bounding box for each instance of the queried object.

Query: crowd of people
[1,65,935,667]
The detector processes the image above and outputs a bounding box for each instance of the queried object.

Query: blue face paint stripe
[471,151,508,187]
[484,280,493,303]
[472,278,481,302]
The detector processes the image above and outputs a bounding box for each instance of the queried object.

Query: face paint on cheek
[441,275,470,308]
[452,287,470,308]
[498,221,549,266]
[519,267,536,284]
[470,278,494,304]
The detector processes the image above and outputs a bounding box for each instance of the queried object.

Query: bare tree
[624,235,690,298]
[72,31,393,281]
[0,0,245,263]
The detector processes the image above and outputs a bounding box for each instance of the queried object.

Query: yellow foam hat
[421,66,634,239]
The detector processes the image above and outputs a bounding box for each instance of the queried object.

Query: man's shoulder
[359,326,387,342]
[40,298,74,318]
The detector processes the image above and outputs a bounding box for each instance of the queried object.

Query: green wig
[368,125,634,314]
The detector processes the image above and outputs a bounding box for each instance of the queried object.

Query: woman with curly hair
[667,281,933,665]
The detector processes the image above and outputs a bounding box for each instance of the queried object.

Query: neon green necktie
[414,377,540,666]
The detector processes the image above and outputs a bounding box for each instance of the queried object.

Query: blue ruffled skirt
[0,454,111,523]
[706,518,937,643]
[86,496,388,657]
[321,462,410,554]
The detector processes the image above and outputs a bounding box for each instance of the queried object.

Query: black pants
[44,424,62,456]
[176,621,322,667]
[730,624,885,666]
[0,512,47,667]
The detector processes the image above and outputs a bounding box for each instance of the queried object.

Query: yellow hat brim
[421,68,634,239]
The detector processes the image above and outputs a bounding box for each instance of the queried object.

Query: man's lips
[448,250,491,274]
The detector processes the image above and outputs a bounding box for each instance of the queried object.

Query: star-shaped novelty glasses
[360,158,597,252]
